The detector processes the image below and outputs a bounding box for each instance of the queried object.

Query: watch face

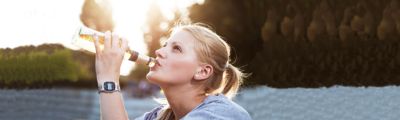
[104,82,115,91]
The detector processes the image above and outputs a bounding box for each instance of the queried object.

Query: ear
[193,63,213,81]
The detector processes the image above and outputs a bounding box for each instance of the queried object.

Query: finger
[121,38,129,52]
[93,34,101,55]
[111,32,119,49]
[104,31,111,50]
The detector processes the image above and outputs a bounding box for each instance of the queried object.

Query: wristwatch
[98,81,121,93]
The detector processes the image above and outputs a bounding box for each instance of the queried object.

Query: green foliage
[0,44,94,88]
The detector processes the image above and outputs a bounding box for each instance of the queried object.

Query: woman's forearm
[99,91,129,120]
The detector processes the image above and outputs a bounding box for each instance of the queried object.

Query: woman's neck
[162,84,207,119]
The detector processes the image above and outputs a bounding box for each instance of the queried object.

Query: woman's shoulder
[183,94,252,120]
[136,94,252,120]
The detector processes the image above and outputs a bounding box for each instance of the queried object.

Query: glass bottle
[72,25,156,67]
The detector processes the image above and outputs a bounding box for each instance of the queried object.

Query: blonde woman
[94,23,252,120]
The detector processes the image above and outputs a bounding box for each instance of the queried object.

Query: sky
[0,0,203,75]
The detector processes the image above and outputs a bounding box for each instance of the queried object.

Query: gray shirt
[135,94,252,120]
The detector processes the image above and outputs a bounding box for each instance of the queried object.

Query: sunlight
[0,0,203,76]
[109,0,203,75]
[109,0,151,75]
[0,0,83,49]
[156,0,204,20]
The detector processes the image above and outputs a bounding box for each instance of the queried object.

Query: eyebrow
[165,41,182,46]
[171,41,181,45]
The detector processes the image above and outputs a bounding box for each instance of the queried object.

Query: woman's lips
[155,59,162,67]
[150,59,161,71]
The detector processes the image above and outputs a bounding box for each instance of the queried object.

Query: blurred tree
[0,44,95,88]
[188,0,400,87]
[144,2,167,58]
[190,0,264,71]
[128,2,186,81]
[126,2,166,81]
[80,0,114,32]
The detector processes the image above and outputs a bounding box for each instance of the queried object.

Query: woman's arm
[93,31,130,120]
[99,90,129,120]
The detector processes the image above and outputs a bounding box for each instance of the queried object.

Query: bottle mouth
[147,58,157,68]
[71,25,101,53]
[78,25,104,36]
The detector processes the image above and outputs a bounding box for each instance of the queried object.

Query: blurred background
[1,0,400,119]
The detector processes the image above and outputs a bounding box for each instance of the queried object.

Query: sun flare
[107,0,203,75]
[0,0,203,76]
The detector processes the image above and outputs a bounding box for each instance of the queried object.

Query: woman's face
[146,29,200,86]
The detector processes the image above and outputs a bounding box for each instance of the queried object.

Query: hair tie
[224,63,230,70]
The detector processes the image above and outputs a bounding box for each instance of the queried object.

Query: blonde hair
[159,23,246,120]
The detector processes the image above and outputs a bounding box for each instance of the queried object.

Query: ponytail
[158,107,174,120]
[221,63,244,99]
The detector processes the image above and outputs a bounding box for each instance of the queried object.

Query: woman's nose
[155,48,165,59]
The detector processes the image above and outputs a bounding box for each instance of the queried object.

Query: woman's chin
[146,73,171,86]
[146,72,159,83]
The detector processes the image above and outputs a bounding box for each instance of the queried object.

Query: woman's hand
[93,31,128,84]
[93,32,130,120]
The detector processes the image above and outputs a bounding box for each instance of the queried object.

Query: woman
[93,23,252,120]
